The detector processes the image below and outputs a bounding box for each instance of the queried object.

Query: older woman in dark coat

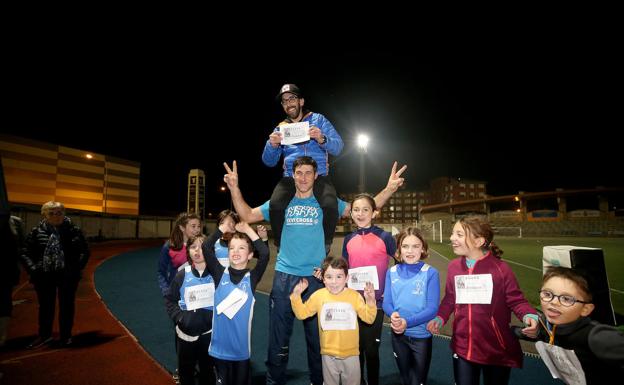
[20,201,89,348]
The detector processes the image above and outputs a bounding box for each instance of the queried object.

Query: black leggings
[214,357,251,385]
[452,353,511,385]
[391,333,432,385]
[359,309,384,385]
[269,176,337,250]
[177,333,215,385]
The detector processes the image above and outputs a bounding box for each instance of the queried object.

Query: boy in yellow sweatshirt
[290,256,377,385]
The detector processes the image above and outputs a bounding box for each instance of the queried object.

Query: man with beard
[262,84,344,254]
[222,157,406,385]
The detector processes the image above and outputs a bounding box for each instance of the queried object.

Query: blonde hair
[41,201,64,216]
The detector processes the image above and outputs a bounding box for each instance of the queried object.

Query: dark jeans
[33,272,80,340]
[269,176,338,251]
[177,332,215,385]
[452,353,511,385]
[391,333,432,385]
[359,309,384,385]
[266,271,324,385]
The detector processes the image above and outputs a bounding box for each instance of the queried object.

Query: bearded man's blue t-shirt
[260,196,347,276]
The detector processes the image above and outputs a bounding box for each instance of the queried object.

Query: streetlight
[220,186,232,210]
[86,153,107,214]
[357,134,369,192]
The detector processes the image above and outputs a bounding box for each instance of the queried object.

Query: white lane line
[429,248,449,262]
[503,259,541,272]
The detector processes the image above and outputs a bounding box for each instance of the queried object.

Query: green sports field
[427,237,624,317]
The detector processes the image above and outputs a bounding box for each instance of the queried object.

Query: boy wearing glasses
[262,83,344,254]
[533,266,624,384]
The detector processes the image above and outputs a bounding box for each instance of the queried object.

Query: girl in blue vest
[382,227,440,385]
[201,221,269,385]
[165,234,216,385]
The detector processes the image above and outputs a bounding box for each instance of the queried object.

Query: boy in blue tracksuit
[201,221,269,385]
[165,234,215,385]
[262,83,344,253]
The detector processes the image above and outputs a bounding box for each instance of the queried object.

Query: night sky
[5,39,621,216]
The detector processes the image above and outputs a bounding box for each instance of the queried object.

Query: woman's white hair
[41,201,65,216]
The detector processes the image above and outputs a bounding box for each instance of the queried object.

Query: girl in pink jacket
[427,215,538,385]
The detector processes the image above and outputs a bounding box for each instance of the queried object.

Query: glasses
[281,95,299,105]
[539,290,591,307]
[47,211,64,217]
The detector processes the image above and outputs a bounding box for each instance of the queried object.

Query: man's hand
[223,161,239,190]
[269,131,282,148]
[385,161,407,193]
[309,126,324,143]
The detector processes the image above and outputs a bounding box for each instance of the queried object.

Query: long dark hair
[170,212,201,250]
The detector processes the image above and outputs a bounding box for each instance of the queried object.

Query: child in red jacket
[427,215,538,385]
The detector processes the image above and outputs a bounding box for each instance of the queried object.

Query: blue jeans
[266,271,323,385]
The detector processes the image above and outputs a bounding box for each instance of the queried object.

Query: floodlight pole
[357,134,369,193]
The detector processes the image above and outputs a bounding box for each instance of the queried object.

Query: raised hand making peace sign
[223,160,239,191]
[385,161,407,193]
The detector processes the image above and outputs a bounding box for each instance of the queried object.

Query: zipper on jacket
[490,316,506,350]
[467,304,472,360]
[467,264,474,360]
